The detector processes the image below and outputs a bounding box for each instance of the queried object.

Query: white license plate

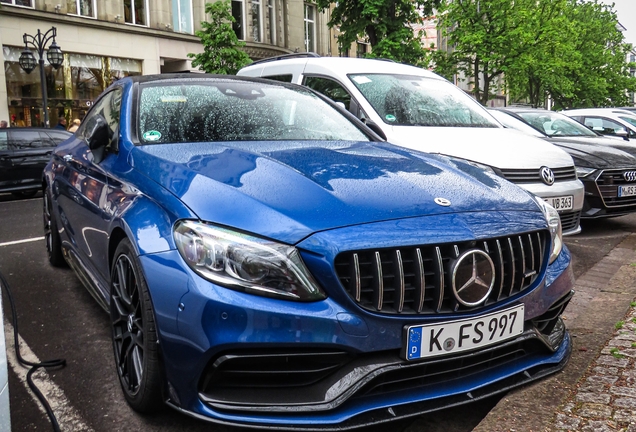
[544,195,573,211]
[405,305,525,361]
[619,185,636,197]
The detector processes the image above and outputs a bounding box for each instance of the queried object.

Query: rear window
[137,80,369,144]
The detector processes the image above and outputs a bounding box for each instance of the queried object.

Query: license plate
[618,185,636,197]
[544,195,573,211]
[405,304,524,361]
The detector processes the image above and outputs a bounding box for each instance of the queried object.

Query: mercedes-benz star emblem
[434,197,451,207]
[540,166,555,186]
[623,171,636,182]
[451,250,495,307]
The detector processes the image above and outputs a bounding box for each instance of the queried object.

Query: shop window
[67,0,95,18]
[172,0,193,34]
[267,0,276,44]
[250,0,262,42]
[0,0,34,7]
[304,4,315,53]
[123,0,147,26]
[232,0,245,40]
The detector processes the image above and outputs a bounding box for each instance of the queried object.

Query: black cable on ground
[0,270,66,432]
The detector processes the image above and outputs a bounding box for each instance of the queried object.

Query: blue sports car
[43,74,574,430]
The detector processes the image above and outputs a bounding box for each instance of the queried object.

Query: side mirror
[615,128,630,141]
[86,115,111,163]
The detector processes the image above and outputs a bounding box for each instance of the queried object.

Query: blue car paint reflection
[43,74,574,430]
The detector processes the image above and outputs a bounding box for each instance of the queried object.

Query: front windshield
[489,110,545,137]
[137,81,369,144]
[516,111,598,137]
[348,74,500,128]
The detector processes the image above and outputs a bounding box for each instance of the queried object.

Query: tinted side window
[0,131,7,151]
[10,131,44,149]
[582,116,628,136]
[45,131,71,145]
[303,76,352,111]
[263,74,293,83]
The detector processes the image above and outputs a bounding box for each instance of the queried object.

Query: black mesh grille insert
[559,210,581,233]
[335,231,548,315]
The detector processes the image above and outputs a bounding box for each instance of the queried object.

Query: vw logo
[540,167,555,186]
[451,250,495,307]
[623,171,636,182]
[434,197,451,207]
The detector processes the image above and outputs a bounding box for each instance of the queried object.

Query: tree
[315,0,441,65]
[188,1,252,75]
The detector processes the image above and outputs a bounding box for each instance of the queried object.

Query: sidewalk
[474,234,636,432]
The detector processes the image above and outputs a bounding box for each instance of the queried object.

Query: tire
[110,239,163,413]
[12,190,38,198]
[43,187,66,267]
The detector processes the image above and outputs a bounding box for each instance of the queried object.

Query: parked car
[43,74,574,430]
[490,108,636,218]
[561,108,636,140]
[0,127,71,197]
[238,54,585,235]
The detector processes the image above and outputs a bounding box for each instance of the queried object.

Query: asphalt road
[0,192,633,432]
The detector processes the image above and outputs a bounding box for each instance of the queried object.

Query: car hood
[385,127,575,169]
[548,135,636,160]
[545,137,636,169]
[131,141,541,244]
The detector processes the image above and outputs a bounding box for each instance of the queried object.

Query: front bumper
[580,170,636,219]
[138,242,574,430]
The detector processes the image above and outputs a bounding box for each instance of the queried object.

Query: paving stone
[612,409,636,422]
[587,375,619,385]
[553,413,581,430]
[576,392,611,403]
[576,403,613,418]
[596,355,630,368]
[594,366,619,375]
[614,397,636,409]
[610,386,636,398]
[581,420,619,432]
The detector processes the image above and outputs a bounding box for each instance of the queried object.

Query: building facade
[0,0,333,127]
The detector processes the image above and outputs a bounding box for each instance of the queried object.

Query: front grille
[559,210,581,233]
[500,166,577,183]
[334,231,548,315]
[596,169,636,208]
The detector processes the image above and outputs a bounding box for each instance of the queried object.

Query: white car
[239,55,585,234]
[561,108,636,141]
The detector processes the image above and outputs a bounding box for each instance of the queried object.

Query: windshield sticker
[385,114,396,122]
[143,130,162,141]
[352,76,372,84]
[161,95,187,103]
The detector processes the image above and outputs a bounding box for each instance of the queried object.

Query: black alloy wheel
[42,187,66,267]
[110,239,162,412]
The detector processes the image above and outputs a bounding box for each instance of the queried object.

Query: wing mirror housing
[615,128,630,141]
[86,115,111,163]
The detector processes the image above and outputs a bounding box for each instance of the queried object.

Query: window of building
[267,0,276,44]
[123,0,147,26]
[172,0,193,34]
[356,42,368,58]
[67,0,95,17]
[250,0,262,42]
[232,0,245,40]
[304,3,315,53]
[3,46,140,127]
[0,0,33,7]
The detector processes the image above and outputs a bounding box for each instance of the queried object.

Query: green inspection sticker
[143,130,162,141]
[385,114,396,122]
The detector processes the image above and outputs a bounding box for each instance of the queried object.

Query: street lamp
[18,27,63,128]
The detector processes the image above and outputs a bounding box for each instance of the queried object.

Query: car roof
[241,55,441,79]
[5,127,71,134]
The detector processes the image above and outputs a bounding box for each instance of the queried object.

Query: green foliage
[432,0,636,107]
[610,347,624,359]
[188,1,252,75]
[615,320,625,330]
[316,0,441,66]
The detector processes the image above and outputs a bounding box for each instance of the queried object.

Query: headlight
[174,220,326,301]
[532,196,563,264]
[575,166,596,178]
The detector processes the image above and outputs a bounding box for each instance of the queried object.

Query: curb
[473,233,636,432]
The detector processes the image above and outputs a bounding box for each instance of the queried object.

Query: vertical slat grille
[335,231,548,315]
